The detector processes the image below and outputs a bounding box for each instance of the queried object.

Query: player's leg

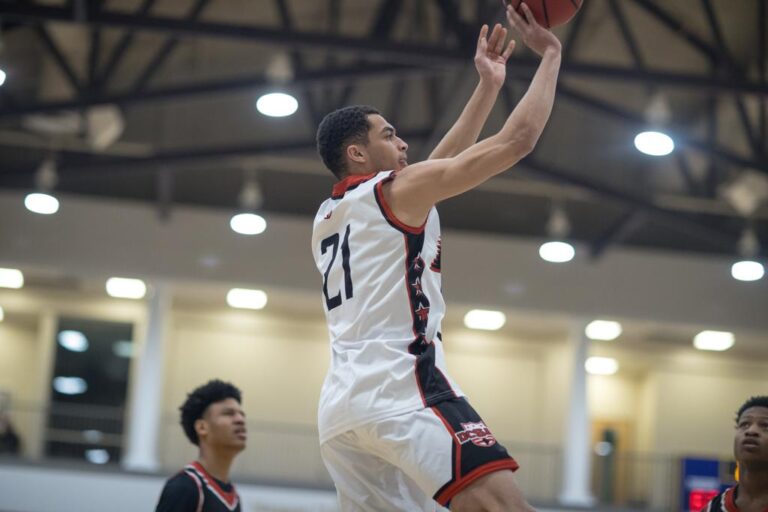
[320,429,435,511]
[450,470,535,512]
[365,397,522,510]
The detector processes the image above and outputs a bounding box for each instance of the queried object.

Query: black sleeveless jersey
[155,461,240,512]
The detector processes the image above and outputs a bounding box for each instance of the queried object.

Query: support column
[26,309,57,460]
[559,320,596,507]
[122,283,170,472]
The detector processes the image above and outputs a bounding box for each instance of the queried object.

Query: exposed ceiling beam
[132,0,212,92]
[590,210,648,260]
[34,24,83,94]
[96,0,157,91]
[0,61,763,173]
[2,3,767,96]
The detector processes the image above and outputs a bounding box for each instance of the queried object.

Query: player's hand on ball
[474,23,516,89]
[506,2,562,57]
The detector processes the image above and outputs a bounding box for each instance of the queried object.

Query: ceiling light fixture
[25,158,60,215]
[693,330,734,352]
[585,320,623,341]
[256,92,298,117]
[0,268,24,289]
[105,277,147,299]
[539,204,575,263]
[634,131,674,156]
[230,213,267,235]
[231,176,267,235]
[731,228,764,282]
[227,288,268,310]
[635,94,674,156]
[463,309,506,331]
[0,68,6,87]
[585,357,619,376]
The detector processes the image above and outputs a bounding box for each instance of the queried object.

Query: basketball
[505,0,583,29]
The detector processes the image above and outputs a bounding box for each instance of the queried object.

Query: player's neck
[197,450,236,483]
[739,464,768,499]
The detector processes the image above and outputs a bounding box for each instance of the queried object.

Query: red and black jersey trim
[185,461,240,511]
[710,486,767,512]
[430,398,519,507]
[331,172,378,199]
[373,173,426,235]
[402,229,456,406]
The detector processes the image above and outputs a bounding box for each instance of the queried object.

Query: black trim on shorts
[430,397,519,507]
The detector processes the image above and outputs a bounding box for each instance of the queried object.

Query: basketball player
[312,4,560,511]
[701,396,768,512]
[155,380,246,512]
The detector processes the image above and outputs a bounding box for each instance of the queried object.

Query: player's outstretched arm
[428,24,516,160]
[386,3,561,226]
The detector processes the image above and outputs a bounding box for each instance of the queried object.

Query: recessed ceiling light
[585,357,619,375]
[585,320,623,341]
[634,131,674,156]
[256,92,298,117]
[0,68,6,87]
[693,330,734,351]
[227,288,268,310]
[539,241,575,263]
[106,277,147,299]
[463,309,506,331]
[0,268,24,289]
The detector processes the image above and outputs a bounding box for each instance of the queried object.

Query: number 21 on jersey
[321,224,353,310]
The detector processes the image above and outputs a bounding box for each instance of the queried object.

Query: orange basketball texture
[506,0,583,29]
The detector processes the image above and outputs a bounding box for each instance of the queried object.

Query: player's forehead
[739,406,768,421]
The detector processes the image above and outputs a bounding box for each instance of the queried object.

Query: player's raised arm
[386,3,561,226]
[428,24,516,160]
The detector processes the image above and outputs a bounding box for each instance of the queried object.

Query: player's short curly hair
[317,105,380,179]
[735,395,768,423]
[179,379,242,446]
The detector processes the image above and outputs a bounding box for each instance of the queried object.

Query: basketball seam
[569,0,580,8]
[541,0,550,28]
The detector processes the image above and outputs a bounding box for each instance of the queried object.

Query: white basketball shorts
[320,397,519,511]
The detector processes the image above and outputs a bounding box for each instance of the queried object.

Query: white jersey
[312,171,464,443]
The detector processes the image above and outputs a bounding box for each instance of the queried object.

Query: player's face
[364,114,408,172]
[734,406,768,463]
[200,398,247,452]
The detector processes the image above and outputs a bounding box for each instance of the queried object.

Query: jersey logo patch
[324,210,333,220]
[455,421,497,447]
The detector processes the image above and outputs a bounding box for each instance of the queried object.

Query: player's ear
[346,143,367,165]
[194,418,208,440]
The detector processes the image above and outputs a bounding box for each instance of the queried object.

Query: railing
[1,404,684,510]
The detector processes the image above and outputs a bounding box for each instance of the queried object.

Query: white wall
[2,190,766,331]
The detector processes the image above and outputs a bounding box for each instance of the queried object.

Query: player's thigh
[320,430,436,512]
[367,398,519,509]
[450,470,535,512]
